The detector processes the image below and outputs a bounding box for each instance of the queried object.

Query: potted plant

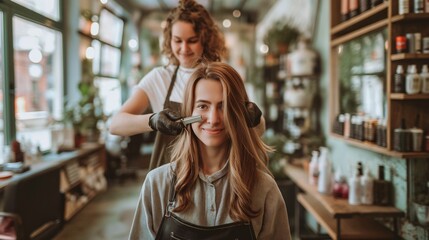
[264,21,300,54]
[65,59,104,146]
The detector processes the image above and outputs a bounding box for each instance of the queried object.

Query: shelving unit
[59,144,107,221]
[262,40,323,160]
[329,0,429,158]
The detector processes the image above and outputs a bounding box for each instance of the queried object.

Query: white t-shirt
[136,65,195,112]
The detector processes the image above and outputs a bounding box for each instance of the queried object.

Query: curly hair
[162,0,227,65]
[169,62,273,221]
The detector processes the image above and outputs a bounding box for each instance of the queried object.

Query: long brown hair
[170,62,272,221]
[162,0,227,65]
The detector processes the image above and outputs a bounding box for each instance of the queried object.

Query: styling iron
[181,115,202,126]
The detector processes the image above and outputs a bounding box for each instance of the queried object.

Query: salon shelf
[391,53,429,61]
[391,13,429,23]
[390,93,429,100]
[331,133,429,159]
[331,2,388,37]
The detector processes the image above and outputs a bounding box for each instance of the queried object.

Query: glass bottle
[393,65,406,93]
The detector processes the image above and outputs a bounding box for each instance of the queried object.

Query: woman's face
[171,21,203,68]
[191,79,228,148]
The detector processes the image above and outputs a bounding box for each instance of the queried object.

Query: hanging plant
[264,21,300,53]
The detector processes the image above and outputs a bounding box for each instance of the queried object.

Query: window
[1,0,63,153]
[79,7,124,116]
[13,17,63,152]
[12,0,60,21]
[95,77,121,116]
[99,9,123,47]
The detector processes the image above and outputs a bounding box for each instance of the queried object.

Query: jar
[396,36,407,53]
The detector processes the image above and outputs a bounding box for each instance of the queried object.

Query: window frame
[0,0,65,146]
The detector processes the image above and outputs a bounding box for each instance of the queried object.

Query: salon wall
[312,1,428,239]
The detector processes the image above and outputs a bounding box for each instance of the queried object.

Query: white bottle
[308,150,319,186]
[399,0,410,14]
[420,65,429,93]
[317,147,332,194]
[360,169,374,204]
[406,65,421,94]
[348,170,362,205]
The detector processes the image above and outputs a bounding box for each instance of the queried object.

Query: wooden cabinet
[329,1,429,158]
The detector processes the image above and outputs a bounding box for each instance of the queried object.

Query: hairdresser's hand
[245,102,262,128]
[149,109,184,135]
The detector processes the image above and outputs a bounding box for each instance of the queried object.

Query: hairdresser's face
[171,21,203,68]
[191,79,228,148]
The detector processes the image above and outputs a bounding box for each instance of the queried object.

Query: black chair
[2,169,63,240]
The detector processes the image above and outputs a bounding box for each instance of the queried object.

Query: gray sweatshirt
[129,162,291,240]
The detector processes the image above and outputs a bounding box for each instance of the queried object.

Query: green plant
[263,133,289,178]
[263,21,300,53]
[64,59,104,137]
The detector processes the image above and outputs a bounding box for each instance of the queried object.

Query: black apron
[155,175,256,240]
[149,66,181,171]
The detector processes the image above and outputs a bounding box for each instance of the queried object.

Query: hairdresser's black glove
[245,102,262,128]
[149,109,184,136]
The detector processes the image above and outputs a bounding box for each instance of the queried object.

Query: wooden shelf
[390,93,429,100]
[331,2,388,36]
[391,13,429,23]
[297,194,398,240]
[331,19,388,47]
[286,165,403,240]
[285,165,405,218]
[391,53,429,61]
[331,133,429,159]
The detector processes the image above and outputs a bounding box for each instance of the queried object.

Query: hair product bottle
[317,147,332,194]
[414,0,424,13]
[361,168,374,204]
[373,165,391,205]
[406,65,421,94]
[349,170,361,205]
[341,0,350,21]
[399,0,410,14]
[309,150,319,186]
[393,65,406,93]
[420,64,429,93]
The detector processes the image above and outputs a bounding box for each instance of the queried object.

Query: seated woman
[129,62,291,240]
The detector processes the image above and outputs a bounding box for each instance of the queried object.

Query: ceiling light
[233,10,241,18]
[222,19,231,28]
